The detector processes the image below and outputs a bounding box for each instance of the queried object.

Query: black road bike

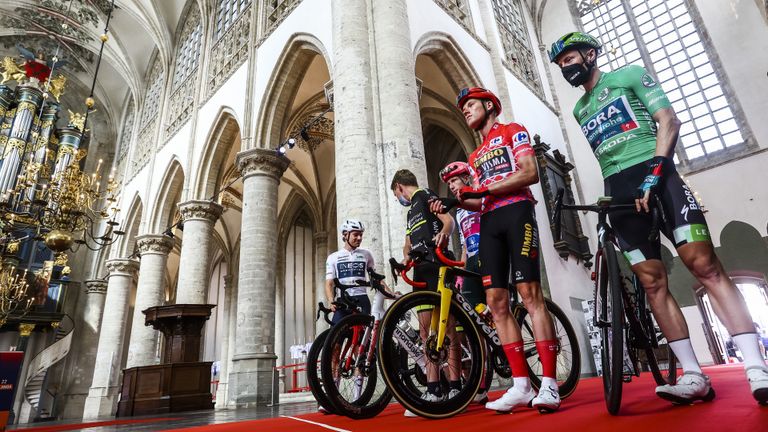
[553,189,690,415]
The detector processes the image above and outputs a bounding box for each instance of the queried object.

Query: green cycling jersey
[572,65,671,178]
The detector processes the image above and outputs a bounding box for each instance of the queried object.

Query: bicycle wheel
[377,291,484,419]
[517,299,581,399]
[307,329,336,414]
[645,338,678,386]
[321,314,392,419]
[599,243,625,415]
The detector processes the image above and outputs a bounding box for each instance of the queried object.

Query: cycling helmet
[456,87,502,115]
[548,32,602,63]
[340,219,365,234]
[440,161,471,183]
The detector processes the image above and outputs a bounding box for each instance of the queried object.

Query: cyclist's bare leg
[517,281,555,340]
[447,315,462,383]
[632,259,690,341]
[677,242,755,334]
[486,287,521,343]
[418,310,440,388]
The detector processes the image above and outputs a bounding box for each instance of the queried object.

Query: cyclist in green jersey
[549,31,768,405]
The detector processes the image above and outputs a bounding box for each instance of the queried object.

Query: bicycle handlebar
[388,258,426,288]
[435,247,465,267]
[316,302,333,325]
[552,188,665,243]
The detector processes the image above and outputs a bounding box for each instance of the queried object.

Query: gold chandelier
[0,264,31,327]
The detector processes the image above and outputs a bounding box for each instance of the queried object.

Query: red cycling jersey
[468,122,535,213]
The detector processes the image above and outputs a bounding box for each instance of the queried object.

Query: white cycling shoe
[746,366,768,405]
[404,392,441,417]
[485,386,535,413]
[655,371,715,405]
[532,384,561,413]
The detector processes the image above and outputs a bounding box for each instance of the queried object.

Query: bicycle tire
[599,243,625,415]
[307,328,337,414]
[320,314,393,419]
[377,291,484,419]
[646,343,678,386]
[517,299,581,399]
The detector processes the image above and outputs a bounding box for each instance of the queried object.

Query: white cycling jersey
[325,247,375,297]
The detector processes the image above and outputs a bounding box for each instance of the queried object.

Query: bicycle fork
[431,266,453,351]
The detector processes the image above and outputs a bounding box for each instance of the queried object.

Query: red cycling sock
[503,341,528,378]
[535,339,559,378]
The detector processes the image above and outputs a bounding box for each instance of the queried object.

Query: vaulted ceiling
[0,0,200,159]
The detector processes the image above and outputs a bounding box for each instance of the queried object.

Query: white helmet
[340,219,365,234]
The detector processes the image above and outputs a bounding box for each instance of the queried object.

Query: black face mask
[561,61,594,87]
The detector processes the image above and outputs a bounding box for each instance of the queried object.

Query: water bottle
[475,303,495,327]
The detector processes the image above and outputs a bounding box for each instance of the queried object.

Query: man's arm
[324,278,337,312]
[487,154,539,195]
[652,107,681,158]
[402,235,412,264]
[433,213,455,249]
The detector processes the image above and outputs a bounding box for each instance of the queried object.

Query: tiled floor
[7,401,318,431]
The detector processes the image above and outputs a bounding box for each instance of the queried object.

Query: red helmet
[440,161,471,183]
[456,87,502,115]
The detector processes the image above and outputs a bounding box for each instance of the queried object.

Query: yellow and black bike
[376,246,580,419]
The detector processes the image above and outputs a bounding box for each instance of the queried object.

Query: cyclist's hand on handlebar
[433,232,449,249]
[459,185,490,200]
[429,197,459,214]
[328,302,337,312]
[635,156,669,213]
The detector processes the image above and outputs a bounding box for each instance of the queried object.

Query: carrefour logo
[580,95,638,149]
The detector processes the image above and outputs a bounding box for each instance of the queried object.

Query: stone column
[313,231,329,335]
[125,235,174,368]
[224,276,238,408]
[214,275,233,408]
[370,0,429,262]
[176,200,224,304]
[229,148,289,406]
[331,0,385,266]
[83,258,139,419]
[56,280,108,419]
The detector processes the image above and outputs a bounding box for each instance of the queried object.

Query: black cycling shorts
[332,294,371,325]
[479,200,541,288]
[605,160,711,265]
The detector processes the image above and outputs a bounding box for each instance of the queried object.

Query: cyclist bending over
[431,88,561,413]
[391,169,459,417]
[549,31,768,404]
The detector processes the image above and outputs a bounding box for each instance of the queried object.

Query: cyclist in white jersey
[325,219,376,324]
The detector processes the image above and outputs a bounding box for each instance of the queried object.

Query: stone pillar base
[83,387,118,419]
[228,354,278,407]
[214,382,228,410]
[58,393,87,420]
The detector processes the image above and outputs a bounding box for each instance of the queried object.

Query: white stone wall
[64,1,767,412]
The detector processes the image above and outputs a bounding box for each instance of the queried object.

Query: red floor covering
[10,418,181,432]
[166,365,768,432]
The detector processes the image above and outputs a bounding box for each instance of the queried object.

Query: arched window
[139,59,164,131]
[167,7,203,139]
[490,0,543,96]
[172,12,202,90]
[573,0,750,163]
[118,97,134,161]
[214,0,251,41]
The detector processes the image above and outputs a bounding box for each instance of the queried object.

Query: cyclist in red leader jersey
[431,87,560,413]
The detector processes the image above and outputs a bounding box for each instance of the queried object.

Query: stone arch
[194,107,242,199]
[254,33,332,150]
[718,221,768,274]
[413,31,484,91]
[118,194,144,258]
[149,158,185,233]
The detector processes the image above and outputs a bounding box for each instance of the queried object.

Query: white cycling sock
[732,333,767,369]
[513,376,531,393]
[669,338,702,374]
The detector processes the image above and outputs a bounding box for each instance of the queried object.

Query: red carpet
[10,417,181,432]
[163,365,768,431]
